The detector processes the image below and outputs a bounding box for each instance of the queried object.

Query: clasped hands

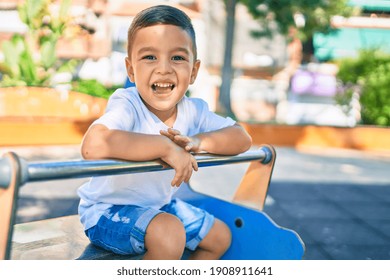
[159,128,201,187]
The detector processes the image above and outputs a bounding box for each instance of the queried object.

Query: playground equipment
[0,145,304,260]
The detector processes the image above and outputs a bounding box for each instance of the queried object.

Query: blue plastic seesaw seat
[174,146,305,260]
[175,185,305,260]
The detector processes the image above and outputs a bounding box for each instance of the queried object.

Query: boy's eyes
[141,55,186,61]
[172,55,185,61]
[142,55,156,60]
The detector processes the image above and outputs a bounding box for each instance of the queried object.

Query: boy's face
[125,24,200,121]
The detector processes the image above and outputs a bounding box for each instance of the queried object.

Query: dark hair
[127,5,197,59]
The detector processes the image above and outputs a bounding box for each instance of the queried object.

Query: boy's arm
[196,124,252,155]
[81,124,198,186]
[160,124,252,155]
[82,124,170,160]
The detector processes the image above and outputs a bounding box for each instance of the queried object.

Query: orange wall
[242,123,390,153]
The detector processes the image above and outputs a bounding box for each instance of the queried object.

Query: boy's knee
[214,220,232,253]
[145,213,186,257]
[197,219,232,257]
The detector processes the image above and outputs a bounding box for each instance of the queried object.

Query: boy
[78,5,252,260]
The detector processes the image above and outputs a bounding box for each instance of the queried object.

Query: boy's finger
[191,156,198,171]
[159,130,170,136]
[168,128,181,135]
[174,134,190,143]
[171,177,179,187]
[185,142,194,151]
[172,171,184,187]
[184,166,193,183]
[160,130,175,141]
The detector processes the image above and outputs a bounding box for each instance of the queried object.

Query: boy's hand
[160,128,201,153]
[160,138,198,187]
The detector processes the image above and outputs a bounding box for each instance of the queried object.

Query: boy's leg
[143,213,186,260]
[161,198,232,260]
[85,205,186,259]
[189,218,231,260]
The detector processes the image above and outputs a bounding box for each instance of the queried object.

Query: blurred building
[0,0,289,114]
[7,0,369,126]
[314,0,390,61]
[278,1,390,127]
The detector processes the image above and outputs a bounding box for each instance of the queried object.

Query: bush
[336,50,390,126]
[71,79,121,99]
[0,0,78,87]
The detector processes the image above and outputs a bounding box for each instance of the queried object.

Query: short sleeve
[92,88,136,131]
[190,98,236,134]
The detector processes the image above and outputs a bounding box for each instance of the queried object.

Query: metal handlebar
[0,146,273,189]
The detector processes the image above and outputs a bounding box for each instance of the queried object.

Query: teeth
[152,83,175,91]
[153,83,173,88]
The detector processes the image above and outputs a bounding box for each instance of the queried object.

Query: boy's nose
[156,59,173,74]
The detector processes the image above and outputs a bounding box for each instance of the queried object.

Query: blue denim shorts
[85,198,215,255]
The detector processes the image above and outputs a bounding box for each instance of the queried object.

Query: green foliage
[0,0,121,101]
[71,79,121,100]
[336,50,390,126]
[0,0,77,87]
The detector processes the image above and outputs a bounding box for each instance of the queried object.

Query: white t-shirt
[77,87,236,230]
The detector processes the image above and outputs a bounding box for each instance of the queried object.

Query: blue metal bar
[0,146,273,189]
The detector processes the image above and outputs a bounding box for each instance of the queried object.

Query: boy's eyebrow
[137,47,156,54]
[175,47,191,55]
[137,46,191,55]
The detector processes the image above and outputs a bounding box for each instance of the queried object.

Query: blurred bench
[0,145,305,260]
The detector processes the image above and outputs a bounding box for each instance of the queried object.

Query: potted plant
[0,0,78,87]
[0,0,107,146]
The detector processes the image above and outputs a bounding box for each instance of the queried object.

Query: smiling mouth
[152,83,175,92]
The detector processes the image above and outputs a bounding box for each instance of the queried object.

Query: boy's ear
[190,59,201,84]
[125,57,135,83]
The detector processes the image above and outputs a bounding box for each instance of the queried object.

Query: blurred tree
[219,0,354,117]
[336,49,390,127]
[0,0,79,87]
[219,0,237,117]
